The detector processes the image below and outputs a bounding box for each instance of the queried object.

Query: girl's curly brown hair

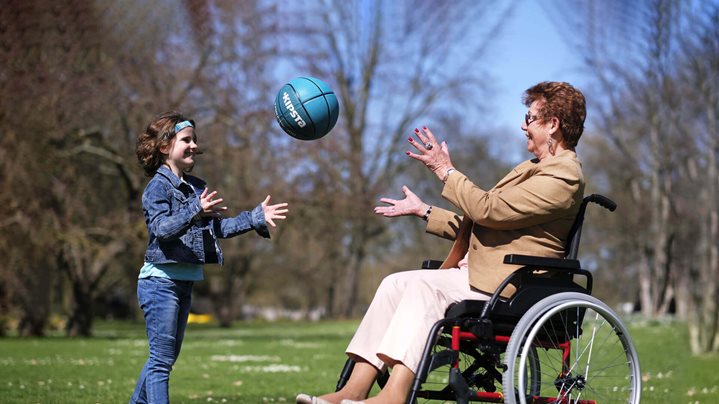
[136,111,195,176]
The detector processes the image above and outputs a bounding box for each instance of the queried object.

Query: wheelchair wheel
[502,292,641,404]
[510,344,541,398]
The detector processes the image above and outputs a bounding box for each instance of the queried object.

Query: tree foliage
[0,0,512,334]
[550,0,719,353]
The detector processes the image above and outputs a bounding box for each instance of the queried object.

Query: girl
[131,111,288,403]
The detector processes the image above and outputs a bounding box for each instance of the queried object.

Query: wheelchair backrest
[483,194,616,332]
[564,194,617,259]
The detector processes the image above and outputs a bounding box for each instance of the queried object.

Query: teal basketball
[274,77,340,141]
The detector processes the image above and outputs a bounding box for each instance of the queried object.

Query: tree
[0,0,516,334]
[0,0,221,335]
[551,0,719,353]
[272,0,514,316]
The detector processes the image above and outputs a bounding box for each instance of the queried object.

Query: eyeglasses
[525,112,540,126]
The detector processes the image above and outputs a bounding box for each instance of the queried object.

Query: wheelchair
[336,194,641,404]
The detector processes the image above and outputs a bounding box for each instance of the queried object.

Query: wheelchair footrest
[428,349,457,373]
[449,367,471,404]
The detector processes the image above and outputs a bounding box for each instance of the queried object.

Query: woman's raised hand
[406,126,455,182]
[374,186,430,218]
[261,195,289,227]
[200,188,228,217]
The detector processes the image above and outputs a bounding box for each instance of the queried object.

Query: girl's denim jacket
[142,165,269,265]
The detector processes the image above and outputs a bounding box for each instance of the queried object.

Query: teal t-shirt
[138,262,204,281]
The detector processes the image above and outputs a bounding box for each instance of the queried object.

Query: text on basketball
[282,92,306,128]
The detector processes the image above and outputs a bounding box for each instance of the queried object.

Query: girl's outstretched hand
[261,195,289,227]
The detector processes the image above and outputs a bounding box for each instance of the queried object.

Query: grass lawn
[0,318,717,403]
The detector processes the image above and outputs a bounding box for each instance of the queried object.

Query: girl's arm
[144,183,202,241]
[215,196,288,239]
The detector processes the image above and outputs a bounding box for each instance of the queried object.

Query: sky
[485,0,587,160]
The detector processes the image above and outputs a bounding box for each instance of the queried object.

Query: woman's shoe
[296,393,333,404]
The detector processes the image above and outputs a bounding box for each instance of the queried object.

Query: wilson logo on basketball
[282,92,306,128]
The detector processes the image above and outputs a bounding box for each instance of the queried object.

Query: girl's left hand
[261,195,289,227]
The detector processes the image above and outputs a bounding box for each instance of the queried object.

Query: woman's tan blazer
[426,149,585,297]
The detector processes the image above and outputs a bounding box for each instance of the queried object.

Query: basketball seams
[275,76,338,140]
[286,84,316,138]
[298,77,333,134]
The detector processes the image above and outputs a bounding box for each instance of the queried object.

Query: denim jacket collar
[156,165,207,192]
[156,165,184,189]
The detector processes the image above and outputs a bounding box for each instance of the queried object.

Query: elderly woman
[297,81,586,404]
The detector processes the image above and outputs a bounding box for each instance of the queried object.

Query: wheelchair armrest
[426,255,580,271]
[422,259,443,269]
[503,254,580,270]
[478,255,590,321]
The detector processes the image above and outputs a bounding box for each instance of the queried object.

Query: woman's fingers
[422,126,439,144]
[407,136,426,152]
[405,150,427,162]
[374,208,398,217]
[413,127,430,145]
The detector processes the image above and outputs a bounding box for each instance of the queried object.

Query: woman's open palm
[374,186,426,218]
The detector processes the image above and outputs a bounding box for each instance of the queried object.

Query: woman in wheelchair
[297,82,587,404]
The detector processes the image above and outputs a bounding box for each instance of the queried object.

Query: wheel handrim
[517,301,641,404]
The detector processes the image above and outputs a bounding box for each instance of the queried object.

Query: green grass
[0,318,717,403]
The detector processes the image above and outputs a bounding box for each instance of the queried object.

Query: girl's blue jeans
[130,277,193,404]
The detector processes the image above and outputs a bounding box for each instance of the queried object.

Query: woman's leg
[318,268,486,404]
[317,359,377,403]
[375,268,485,373]
[298,271,413,403]
[344,270,416,371]
[355,268,488,404]
[361,363,415,404]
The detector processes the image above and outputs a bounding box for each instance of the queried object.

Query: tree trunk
[66,282,93,337]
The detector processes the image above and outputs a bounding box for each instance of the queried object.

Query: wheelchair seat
[443,262,591,340]
[435,191,612,326]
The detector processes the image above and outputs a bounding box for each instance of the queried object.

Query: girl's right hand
[374,185,430,218]
[200,188,228,217]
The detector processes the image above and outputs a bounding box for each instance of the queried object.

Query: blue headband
[175,120,194,133]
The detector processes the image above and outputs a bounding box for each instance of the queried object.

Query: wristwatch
[442,168,456,183]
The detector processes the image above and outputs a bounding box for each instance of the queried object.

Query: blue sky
[485,0,587,160]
